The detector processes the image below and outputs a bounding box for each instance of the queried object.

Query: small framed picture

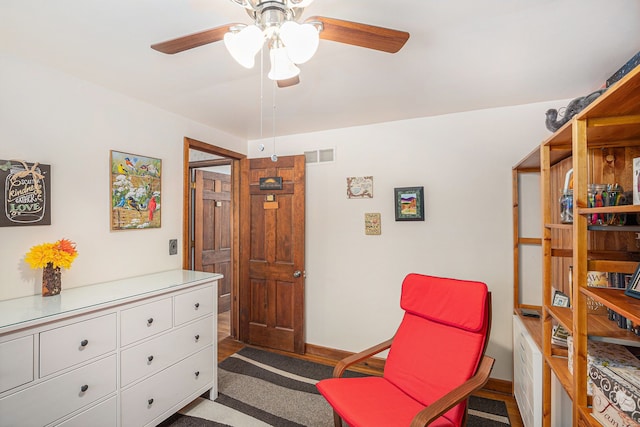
[394,186,425,221]
[625,263,640,300]
[552,290,570,307]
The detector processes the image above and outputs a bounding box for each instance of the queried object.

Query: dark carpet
[160,347,511,426]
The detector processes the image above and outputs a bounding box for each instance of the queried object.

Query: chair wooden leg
[333,410,343,427]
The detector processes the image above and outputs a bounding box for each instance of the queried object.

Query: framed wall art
[0,159,51,227]
[394,186,424,221]
[110,150,162,230]
[347,176,373,199]
[364,213,381,235]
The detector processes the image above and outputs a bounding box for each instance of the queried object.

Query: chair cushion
[384,312,484,422]
[400,274,488,333]
[316,376,456,427]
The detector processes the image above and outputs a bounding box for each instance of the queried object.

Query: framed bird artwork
[110,150,162,230]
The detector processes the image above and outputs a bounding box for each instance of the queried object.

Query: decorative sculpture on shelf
[545,88,607,132]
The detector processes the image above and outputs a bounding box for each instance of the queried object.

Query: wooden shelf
[546,222,640,232]
[578,205,640,215]
[578,406,601,427]
[545,305,640,345]
[549,249,640,263]
[587,224,640,232]
[545,355,573,401]
[587,259,640,273]
[581,287,640,325]
[545,223,572,230]
[513,144,571,171]
[547,306,573,332]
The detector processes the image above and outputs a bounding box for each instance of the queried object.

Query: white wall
[0,53,245,300]
[248,100,567,381]
[1,50,571,382]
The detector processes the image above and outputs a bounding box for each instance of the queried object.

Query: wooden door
[194,170,232,313]
[239,155,305,354]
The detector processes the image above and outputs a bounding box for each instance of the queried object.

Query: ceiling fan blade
[305,16,409,54]
[151,24,237,54]
[277,76,300,88]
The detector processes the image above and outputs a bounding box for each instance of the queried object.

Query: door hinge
[190,181,196,189]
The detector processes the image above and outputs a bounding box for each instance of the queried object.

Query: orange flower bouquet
[25,239,78,296]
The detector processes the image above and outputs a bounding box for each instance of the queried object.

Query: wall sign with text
[0,159,51,227]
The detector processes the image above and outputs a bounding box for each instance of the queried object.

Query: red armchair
[317,274,494,427]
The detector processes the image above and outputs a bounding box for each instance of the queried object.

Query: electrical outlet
[169,239,178,255]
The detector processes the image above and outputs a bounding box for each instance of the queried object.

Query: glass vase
[42,262,61,296]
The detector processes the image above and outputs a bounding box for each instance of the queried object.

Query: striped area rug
[161,347,511,427]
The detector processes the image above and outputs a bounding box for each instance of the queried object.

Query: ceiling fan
[151,0,410,87]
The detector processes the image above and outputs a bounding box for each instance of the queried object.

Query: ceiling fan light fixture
[279,21,319,64]
[223,25,265,68]
[268,45,300,81]
[288,0,314,8]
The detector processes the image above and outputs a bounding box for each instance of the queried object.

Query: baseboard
[484,378,512,395]
[305,343,385,374]
[305,343,514,395]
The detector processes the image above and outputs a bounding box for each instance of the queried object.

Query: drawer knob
[147,318,154,325]
[148,398,154,406]
[194,302,200,309]
[195,371,200,377]
[195,334,200,341]
[80,339,89,347]
[147,355,154,362]
[80,384,89,393]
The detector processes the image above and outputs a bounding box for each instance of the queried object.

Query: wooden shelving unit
[539,65,640,426]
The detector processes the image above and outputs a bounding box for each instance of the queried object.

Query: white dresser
[0,269,220,427]
[513,314,543,427]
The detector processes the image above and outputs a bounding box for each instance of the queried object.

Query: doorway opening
[182,137,245,343]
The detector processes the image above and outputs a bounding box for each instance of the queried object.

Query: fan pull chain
[271,78,277,162]
[260,46,264,140]
[258,47,266,153]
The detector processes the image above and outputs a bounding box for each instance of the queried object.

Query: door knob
[293,270,302,278]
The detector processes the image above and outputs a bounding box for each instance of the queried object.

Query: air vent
[304,151,318,164]
[304,148,335,164]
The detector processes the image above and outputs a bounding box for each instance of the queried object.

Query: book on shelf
[634,157,640,205]
[551,287,571,347]
[606,273,639,336]
[552,324,570,347]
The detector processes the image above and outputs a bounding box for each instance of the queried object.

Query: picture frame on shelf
[552,290,570,307]
[394,186,424,221]
[624,263,640,300]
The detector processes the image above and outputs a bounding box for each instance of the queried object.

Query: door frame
[182,137,245,339]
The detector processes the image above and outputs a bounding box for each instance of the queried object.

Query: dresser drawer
[0,355,116,427]
[0,335,33,393]
[120,315,213,386]
[174,286,213,326]
[512,315,542,427]
[55,396,117,427]
[121,298,172,346]
[40,314,117,377]
[121,346,213,427]
[515,384,532,422]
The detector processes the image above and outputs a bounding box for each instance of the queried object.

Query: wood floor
[216,311,524,427]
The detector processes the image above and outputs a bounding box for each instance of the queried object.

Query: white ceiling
[2,0,639,140]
